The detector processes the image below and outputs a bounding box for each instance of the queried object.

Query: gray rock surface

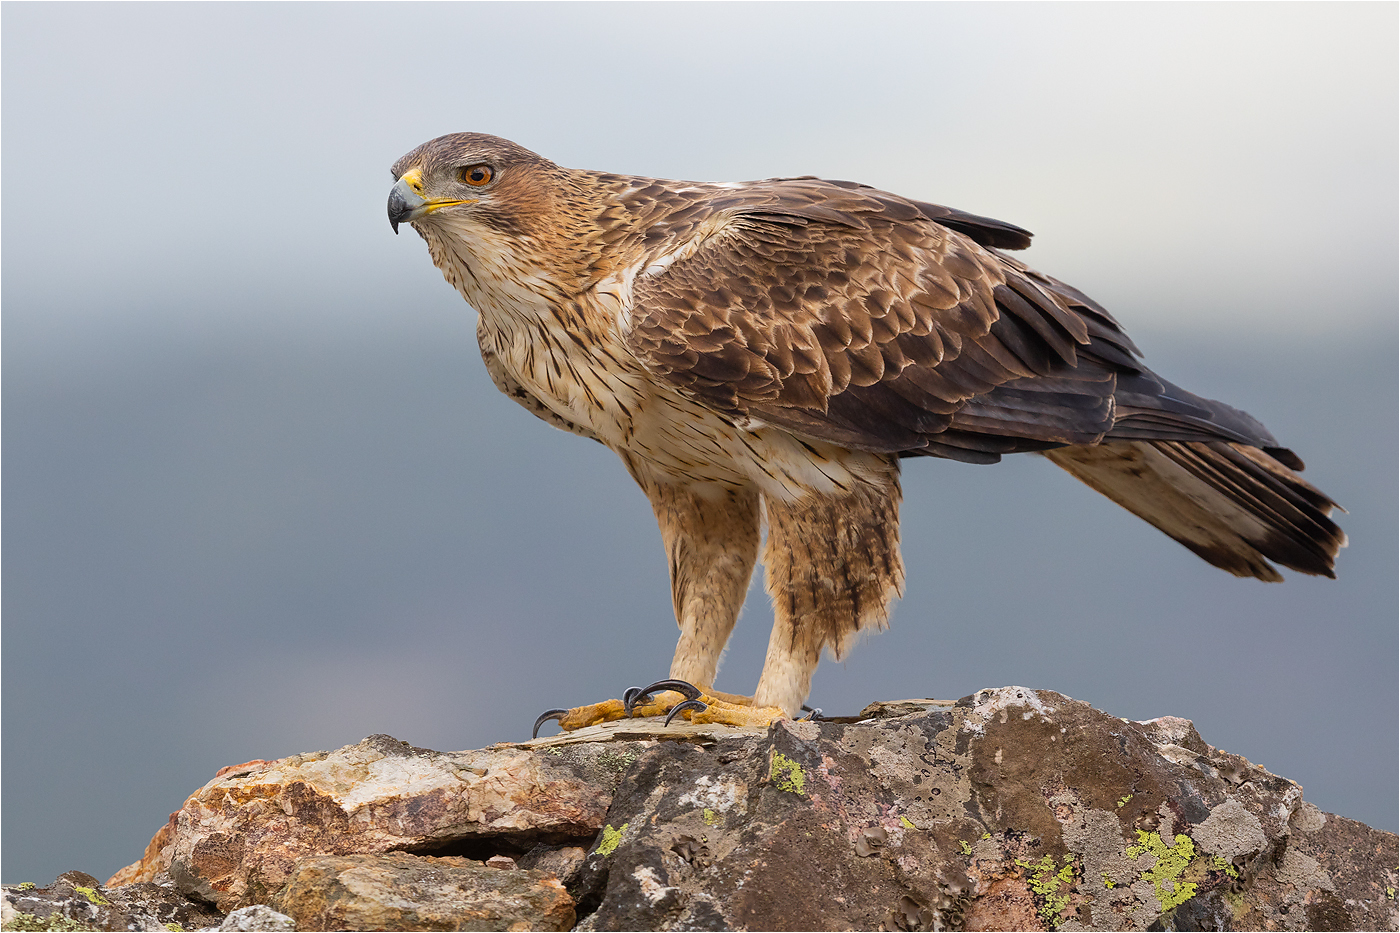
[0,870,221,932]
[214,905,296,931]
[566,689,1397,931]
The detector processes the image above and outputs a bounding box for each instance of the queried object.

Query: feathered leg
[533,468,763,736]
[754,458,905,716]
[644,480,802,728]
[648,482,762,688]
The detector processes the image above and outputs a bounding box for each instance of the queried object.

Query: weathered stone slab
[270,851,574,932]
[156,733,650,911]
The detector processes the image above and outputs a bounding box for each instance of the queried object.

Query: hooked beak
[388,168,474,234]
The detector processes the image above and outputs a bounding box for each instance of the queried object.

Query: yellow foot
[531,679,790,737]
[629,679,786,729]
[532,681,703,738]
[681,697,787,729]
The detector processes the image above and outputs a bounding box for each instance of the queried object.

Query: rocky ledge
[4,688,1395,931]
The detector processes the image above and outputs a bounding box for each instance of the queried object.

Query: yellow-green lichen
[702,808,720,826]
[1387,886,1396,899]
[899,816,916,830]
[2,913,97,932]
[595,822,629,856]
[1101,872,1115,889]
[1117,794,1133,809]
[959,840,972,855]
[1209,855,1239,879]
[165,925,183,932]
[16,883,35,891]
[1016,853,1077,927]
[70,887,107,907]
[1127,830,1197,911]
[981,832,991,840]
[595,750,638,775]
[769,752,806,794]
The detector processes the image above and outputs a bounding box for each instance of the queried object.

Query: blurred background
[4,3,1395,885]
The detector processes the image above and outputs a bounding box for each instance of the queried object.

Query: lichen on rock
[1,870,221,932]
[15,687,1391,932]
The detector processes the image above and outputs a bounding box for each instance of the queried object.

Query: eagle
[387,133,1345,735]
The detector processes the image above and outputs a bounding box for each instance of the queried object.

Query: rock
[105,688,1396,931]
[215,904,296,931]
[1,870,222,932]
[269,851,575,931]
[215,761,281,780]
[159,733,650,912]
[518,844,590,889]
[569,688,1398,931]
[108,761,286,889]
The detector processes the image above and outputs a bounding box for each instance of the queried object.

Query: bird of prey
[387,133,1344,734]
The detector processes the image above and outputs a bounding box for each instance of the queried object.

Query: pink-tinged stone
[163,733,649,911]
[271,852,574,932]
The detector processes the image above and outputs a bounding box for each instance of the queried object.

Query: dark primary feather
[1047,441,1343,581]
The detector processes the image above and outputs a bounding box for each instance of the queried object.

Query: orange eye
[460,164,493,186]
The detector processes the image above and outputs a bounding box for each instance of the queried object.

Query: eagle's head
[387,132,568,239]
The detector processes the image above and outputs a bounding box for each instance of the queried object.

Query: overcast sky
[4,2,1396,886]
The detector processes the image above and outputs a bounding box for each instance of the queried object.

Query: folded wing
[624,178,1344,580]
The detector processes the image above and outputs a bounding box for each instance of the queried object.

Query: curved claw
[532,708,569,739]
[664,697,709,726]
[626,678,702,715]
[638,678,703,700]
[638,675,700,697]
[801,706,823,721]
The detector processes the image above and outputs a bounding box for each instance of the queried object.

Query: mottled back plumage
[389,133,1345,719]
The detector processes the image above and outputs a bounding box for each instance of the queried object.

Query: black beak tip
[388,187,412,235]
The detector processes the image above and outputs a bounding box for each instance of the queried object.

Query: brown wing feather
[627,179,1113,461]
[757,175,1036,250]
[627,179,1301,468]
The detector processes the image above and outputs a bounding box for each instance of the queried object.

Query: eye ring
[460,164,494,186]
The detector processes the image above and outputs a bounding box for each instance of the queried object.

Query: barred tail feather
[1044,440,1346,582]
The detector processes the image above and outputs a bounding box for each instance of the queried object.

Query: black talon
[801,706,823,721]
[626,678,702,715]
[532,708,568,739]
[640,679,703,699]
[665,698,709,726]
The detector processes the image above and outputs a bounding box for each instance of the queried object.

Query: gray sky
[4,2,1396,885]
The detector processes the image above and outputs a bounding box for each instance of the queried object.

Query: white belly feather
[481,300,881,502]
